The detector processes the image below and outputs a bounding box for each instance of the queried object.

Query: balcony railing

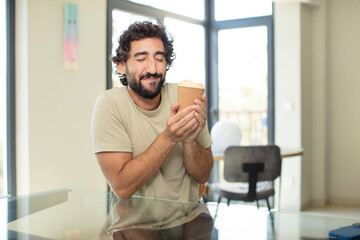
[219,109,268,145]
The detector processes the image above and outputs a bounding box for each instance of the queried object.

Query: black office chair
[213,145,281,216]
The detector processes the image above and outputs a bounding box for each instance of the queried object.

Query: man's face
[118,38,167,99]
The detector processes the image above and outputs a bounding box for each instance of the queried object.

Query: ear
[116,62,125,74]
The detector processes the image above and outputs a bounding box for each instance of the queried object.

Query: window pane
[215,0,272,20]
[164,18,205,85]
[0,0,7,196]
[111,10,157,88]
[218,26,268,146]
[129,0,204,20]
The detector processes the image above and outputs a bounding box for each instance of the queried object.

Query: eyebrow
[155,51,165,56]
[134,51,148,58]
[133,51,165,58]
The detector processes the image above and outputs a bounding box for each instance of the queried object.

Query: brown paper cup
[177,85,205,111]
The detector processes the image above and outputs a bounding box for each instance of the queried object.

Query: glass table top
[1,189,359,239]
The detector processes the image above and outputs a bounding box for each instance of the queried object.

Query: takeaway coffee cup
[177,80,205,111]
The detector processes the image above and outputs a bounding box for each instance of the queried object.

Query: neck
[128,88,161,111]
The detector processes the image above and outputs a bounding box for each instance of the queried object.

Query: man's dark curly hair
[111,21,176,86]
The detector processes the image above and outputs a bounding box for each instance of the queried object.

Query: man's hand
[180,94,213,184]
[183,94,207,144]
[164,103,199,144]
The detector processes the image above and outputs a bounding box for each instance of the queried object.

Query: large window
[213,0,274,188]
[218,26,270,145]
[214,0,274,146]
[163,18,205,84]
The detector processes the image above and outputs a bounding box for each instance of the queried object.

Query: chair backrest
[223,145,281,182]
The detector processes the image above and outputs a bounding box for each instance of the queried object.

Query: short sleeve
[91,92,132,153]
[196,121,212,149]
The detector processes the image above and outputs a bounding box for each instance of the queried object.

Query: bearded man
[91,21,213,202]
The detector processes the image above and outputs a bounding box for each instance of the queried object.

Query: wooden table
[279,146,304,158]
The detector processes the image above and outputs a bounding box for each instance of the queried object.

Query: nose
[146,58,157,75]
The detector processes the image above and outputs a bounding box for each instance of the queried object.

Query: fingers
[194,94,207,114]
[201,94,207,105]
[170,103,179,116]
[170,105,195,123]
[194,105,206,122]
[179,113,199,136]
[194,94,207,126]
[194,112,205,128]
[175,110,198,134]
[166,107,199,143]
[166,95,208,143]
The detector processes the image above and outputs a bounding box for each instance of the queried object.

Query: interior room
[1,0,360,238]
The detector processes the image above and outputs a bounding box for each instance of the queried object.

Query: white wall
[327,0,360,205]
[16,0,107,195]
[275,0,360,210]
[310,0,328,207]
[274,2,302,211]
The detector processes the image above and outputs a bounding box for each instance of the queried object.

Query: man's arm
[183,144,214,183]
[183,95,214,183]
[96,105,199,200]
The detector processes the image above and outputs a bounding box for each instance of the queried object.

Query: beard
[126,69,165,99]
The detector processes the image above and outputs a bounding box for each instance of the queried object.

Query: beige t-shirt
[92,83,211,202]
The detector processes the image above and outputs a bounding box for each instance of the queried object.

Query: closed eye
[155,57,164,62]
[155,51,165,62]
[134,51,148,61]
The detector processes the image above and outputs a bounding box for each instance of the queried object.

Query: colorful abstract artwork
[63,3,78,70]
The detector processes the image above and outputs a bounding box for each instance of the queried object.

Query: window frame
[211,14,275,144]
[6,0,16,197]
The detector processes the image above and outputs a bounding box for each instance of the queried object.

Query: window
[212,1,274,188]
[212,0,274,146]
[218,26,269,145]
[164,18,205,84]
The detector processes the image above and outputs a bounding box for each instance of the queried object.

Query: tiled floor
[302,204,360,220]
[208,201,360,220]
[207,202,272,240]
[206,202,360,240]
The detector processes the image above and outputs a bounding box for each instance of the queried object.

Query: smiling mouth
[140,78,159,85]
[140,78,158,88]
[140,73,163,81]
[142,76,158,80]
